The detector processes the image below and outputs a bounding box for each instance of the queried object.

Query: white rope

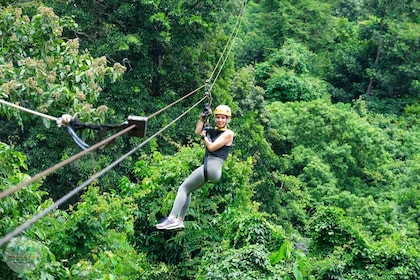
[0,99,58,121]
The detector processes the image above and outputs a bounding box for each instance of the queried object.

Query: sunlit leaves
[0,4,125,127]
[255,39,328,102]
[266,99,393,191]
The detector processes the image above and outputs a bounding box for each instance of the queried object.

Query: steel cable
[0,96,207,247]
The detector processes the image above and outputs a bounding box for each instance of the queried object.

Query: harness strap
[203,151,209,182]
[202,128,225,182]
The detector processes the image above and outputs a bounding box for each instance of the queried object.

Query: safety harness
[203,126,227,182]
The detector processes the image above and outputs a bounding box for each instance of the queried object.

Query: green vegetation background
[0,0,419,279]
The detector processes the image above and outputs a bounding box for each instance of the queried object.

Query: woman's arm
[201,129,234,152]
[195,117,205,135]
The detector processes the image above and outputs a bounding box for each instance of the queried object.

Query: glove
[201,104,212,119]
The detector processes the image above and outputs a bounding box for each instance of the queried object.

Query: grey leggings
[170,156,225,219]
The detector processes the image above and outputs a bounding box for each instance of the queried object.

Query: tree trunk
[366,18,384,96]
[151,44,163,97]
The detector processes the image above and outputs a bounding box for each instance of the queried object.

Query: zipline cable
[207,1,247,93]
[0,0,246,242]
[212,3,246,90]
[0,82,205,199]
[0,124,136,200]
[147,84,206,119]
[0,96,207,247]
[0,1,246,128]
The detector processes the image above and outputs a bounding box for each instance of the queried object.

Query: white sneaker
[156,217,174,229]
[156,217,184,230]
[164,219,184,230]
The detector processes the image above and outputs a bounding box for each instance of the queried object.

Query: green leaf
[42,117,51,128]
[269,240,292,264]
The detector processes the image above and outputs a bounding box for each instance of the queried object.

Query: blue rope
[67,126,89,150]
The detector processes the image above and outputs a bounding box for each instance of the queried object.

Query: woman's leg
[205,157,224,182]
[170,156,225,219]
[170,165,205,218]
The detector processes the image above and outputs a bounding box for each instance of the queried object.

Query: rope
[66,119,126,150]
[0,99,58,121]
[0,96,207,247]
[67,126,89,150]
[0,125,136,200]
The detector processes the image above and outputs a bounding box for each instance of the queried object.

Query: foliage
[234,1,275,67]
[35,186,147,279]
[255,39,329,102]
[324,18,370,103]
[359,15,420,100]
[257,0,336,51]
[262,98,420,278]
[1,0,420,278]
[310,224,420,279]
[220,208,284,251]
[265,99,394,192]
[0,142,64,279]
[261,173,311,232]
[197,209,290,279]
[43,0,241,97]
[130,144,255,261]
[309,206,368,257]
[327,2,420,106]
[0,142,45,238]
[198,244,279,280]
[0,2,131,204]
[0,3,125,127]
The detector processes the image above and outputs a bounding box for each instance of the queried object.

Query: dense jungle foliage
[1,0,419,279]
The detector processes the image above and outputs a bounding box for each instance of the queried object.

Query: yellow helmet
[213,105,232,117]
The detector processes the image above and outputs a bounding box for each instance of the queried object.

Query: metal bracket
[127,115,148,138]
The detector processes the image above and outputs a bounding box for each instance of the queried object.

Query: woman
[156,105,234,230]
